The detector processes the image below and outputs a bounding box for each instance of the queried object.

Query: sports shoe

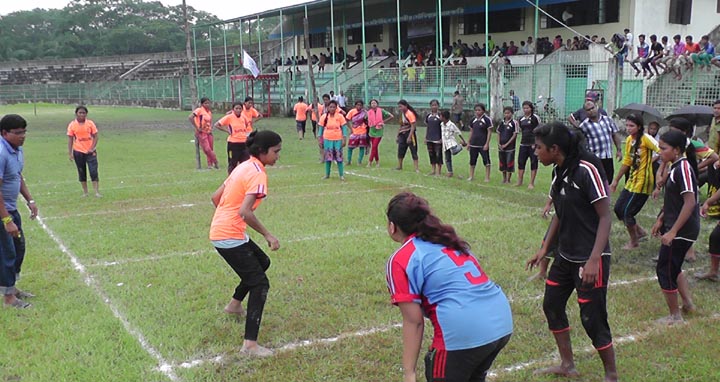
[15,289,35,299]
[4,298,31,309]
[241,345,274,358]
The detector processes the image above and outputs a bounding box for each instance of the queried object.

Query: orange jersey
[346,109,368,135]
[322,113,347,141]
[209,156,267,241]
[193,107,213,133]
[217,113,251,143]
[242,107,260,129]
[67,119,98,153]
[293,102,309,121]
[311,104,324,122]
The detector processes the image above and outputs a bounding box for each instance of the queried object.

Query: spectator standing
[578,101,622,179]
[0,114,38,309]
[452,91,465,130]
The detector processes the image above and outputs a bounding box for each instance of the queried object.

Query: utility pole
[183,0,198,108]
[183,0,201,169]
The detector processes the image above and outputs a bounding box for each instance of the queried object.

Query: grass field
[1,103,719,382]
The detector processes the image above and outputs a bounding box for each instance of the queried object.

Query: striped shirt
[622,133,659,194]
[579,115,618,159]
[550,152,611,262]
[662,158,700,242]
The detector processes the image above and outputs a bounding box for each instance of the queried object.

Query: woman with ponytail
[651,129,698,324]
[209,130,282,357]
[609,114,659,249]
[385,192,512,382]
[526,122,617,381]
[396,100,420,172]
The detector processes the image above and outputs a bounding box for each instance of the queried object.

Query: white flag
[243,50,260,78]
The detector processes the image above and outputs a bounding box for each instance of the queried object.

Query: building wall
[448,1,634,52]
[632,0,720,40]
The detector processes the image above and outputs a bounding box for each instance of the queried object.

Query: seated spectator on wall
[506,41,518,56]
[519,41,528,55]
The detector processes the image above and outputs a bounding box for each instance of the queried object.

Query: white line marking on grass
[346,171,538,211]
[36,215,181,382]
[43,203,196,220]
[487,313,720,378]
[176,270,682,370]
[86,250,214,268]
[175,323,403,369]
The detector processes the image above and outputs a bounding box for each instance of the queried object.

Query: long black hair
[387,192,470,254]
[533,121,586,195]
[660,129,698,177]
[625,113,645,171]
[247,130,282,157]
[397,99,418,119]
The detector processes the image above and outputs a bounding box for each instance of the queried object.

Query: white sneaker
[241,345,274,358]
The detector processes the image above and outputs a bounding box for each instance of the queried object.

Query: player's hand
[616,150,623,161]
[68,154,74,162]
[483,144,489,151]
[661,231,676,246]
[542,204,553,219]
[28,202,38,220]
[406,136,413,145]
[341,140,347,148]
[609,181,618,193]
[4,220,19,237]
[701,202,710,217]
[526,250,546,271]
[651,220,663,237]
[581,258,599,286]
[651,188,661,200]
[265,234,280,251]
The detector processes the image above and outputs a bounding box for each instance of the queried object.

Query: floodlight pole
[257,16,263,75]
[396,0,403,100]
[331,0,338,93]
[438,0,444,105]
[223,28,230,101]
[304,5,319,123]
[192,28,200,100]
[532,0,539,101]
[484,0,489,106]
[239,20,245,100]
[209,27,215,100]
[361,0,368,101]
[182,0,197,108]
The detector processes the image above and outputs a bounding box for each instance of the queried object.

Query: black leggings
[227,142,250,174]
[215,239,271,341]
[425,334,512,382]
[427,142,443,165]
[73,150,99,182]
[543,255,612,350]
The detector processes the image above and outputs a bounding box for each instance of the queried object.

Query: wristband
[2,216,12,225]
[27,200,35,204]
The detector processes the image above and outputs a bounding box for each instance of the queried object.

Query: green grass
[1,103,719,381]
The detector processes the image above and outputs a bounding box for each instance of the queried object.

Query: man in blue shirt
[0,114,38,309]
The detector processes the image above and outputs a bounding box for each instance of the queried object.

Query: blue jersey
[386,236,513,351]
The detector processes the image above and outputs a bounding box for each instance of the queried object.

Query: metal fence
[2,62,718,119]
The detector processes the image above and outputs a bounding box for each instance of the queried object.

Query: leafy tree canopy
[0,0,223,61]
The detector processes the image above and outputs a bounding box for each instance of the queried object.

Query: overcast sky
[0,0,310,18]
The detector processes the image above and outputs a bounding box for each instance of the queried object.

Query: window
[462,9,524,35]
[309,32,326,48]
[669,0,692,24]
[541,0,619,28]
[346,25,383,44]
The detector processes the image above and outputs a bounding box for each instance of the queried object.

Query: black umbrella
[615,103,665,125]
[665,105,714,126]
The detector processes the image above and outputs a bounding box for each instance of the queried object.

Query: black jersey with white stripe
[518,114,540,145]
[550,152,611,262]
[425,113,442,142]
[662,157,700,241]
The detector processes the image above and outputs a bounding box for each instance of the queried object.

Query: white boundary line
[346,171,540,211]
[488,312,720,378]
[42,203,197,220]
[36,215,180,382]
[174,270,686,370]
